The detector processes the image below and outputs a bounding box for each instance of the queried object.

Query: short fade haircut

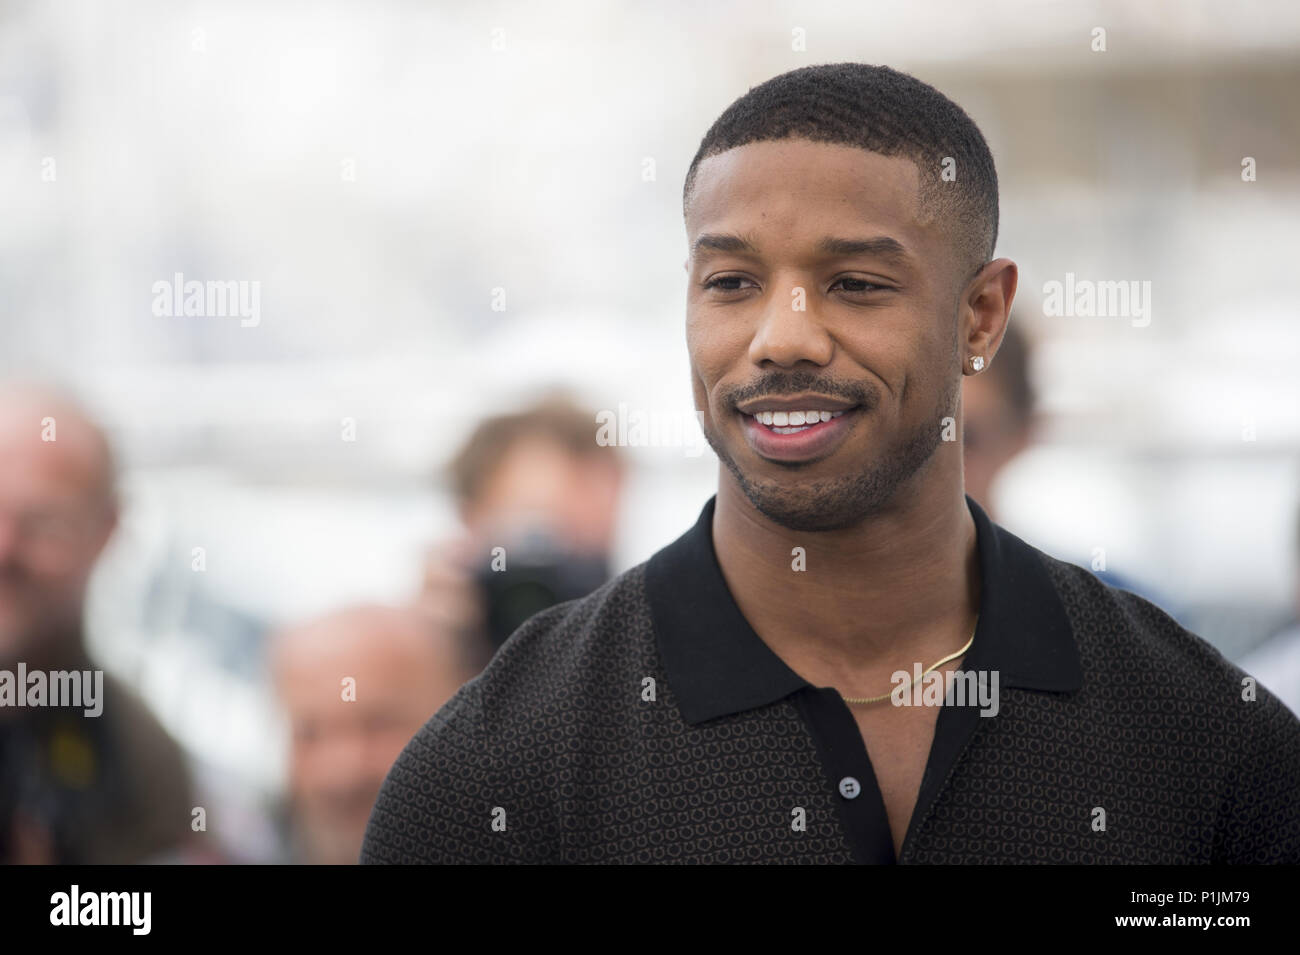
[682,62,999,283]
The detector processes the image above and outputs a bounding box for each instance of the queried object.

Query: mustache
[723,371,880,410]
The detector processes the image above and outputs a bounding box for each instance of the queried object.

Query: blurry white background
[1,0,1297,855]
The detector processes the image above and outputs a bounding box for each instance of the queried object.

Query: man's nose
[747,281,835,368]
[318,724,374,782]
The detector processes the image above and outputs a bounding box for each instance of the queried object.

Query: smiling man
[362,63,1300,864]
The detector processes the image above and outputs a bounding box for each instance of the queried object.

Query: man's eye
[832,277,886,293]
[702,276,754,292]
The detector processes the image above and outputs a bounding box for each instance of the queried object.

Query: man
[362,63,1300,863]
[417,393,625,657]
[271,604,472,863]
[0,381,194,863]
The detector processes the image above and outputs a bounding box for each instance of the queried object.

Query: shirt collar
[645,494,1082,726]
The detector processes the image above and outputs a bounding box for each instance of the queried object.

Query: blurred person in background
[960,319,1033,520]
[1239,503,1300,716]
[0,381,195,863]
[270,603,473,864]
[962,321,1166,608]
[417,392,625,663]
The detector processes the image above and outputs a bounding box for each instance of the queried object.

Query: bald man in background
[270,603,472,864]
[0,381,194,863]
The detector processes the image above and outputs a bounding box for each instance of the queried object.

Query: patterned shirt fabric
[361,495,1300,864]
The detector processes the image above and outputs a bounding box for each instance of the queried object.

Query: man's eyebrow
[690,232,912,263]
[816,235,910,262]
[690,232,761,258]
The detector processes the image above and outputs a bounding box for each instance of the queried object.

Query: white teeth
[752,409,847,429]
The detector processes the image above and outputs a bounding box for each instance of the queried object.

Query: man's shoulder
[101,670,190,781]
[452,560,656,729]
[95,670,195,861]
[1033,548,1300,727]
[1032,547,1300,860]
[1036,550,1231,677]
[361,563,658,863]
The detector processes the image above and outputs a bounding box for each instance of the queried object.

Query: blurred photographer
[417,394,625,663]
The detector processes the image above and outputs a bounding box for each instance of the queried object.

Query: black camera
[475,528,610,650]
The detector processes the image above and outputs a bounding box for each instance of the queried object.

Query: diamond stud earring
[970,356,985,372]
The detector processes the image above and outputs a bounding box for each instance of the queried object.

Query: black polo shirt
[361,495,1300,863]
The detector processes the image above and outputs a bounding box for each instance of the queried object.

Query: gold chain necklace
[840,618,978,705]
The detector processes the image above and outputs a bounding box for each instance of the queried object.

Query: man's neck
[711,473,980,688]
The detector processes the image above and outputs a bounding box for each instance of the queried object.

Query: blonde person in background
[416,393,625,662]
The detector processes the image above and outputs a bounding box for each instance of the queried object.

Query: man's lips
[736,395,858,415]
[738,405,860,462]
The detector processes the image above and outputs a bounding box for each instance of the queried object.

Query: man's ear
[962,258,1018,363]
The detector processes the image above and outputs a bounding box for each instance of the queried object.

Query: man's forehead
[0,430,104,497]
[685,139,928,249]
[0,389,115,499]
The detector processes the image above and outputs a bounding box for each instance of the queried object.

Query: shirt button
[838,776,861,799]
